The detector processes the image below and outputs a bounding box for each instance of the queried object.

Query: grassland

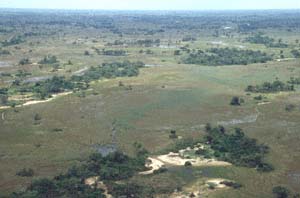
[0,10,300,198]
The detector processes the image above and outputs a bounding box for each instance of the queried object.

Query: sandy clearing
[206,178,228,188]
[84,176,112,198]
[171,178,232,198]
[258,101,271,106]
[157,152,231,167]
[139,157,165,175]
[140,151,231,175]
[0,92,72,110]
[73,67,88,76]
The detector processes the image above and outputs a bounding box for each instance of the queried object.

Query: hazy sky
[1,0,300,10]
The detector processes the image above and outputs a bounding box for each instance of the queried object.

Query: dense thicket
[245,34,288,48]
[12,150,148,198]
[183,48,272,66]
[246,80,294,93]
[7,61,144,100]
[204,125,273,172]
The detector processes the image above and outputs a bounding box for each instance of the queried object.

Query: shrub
[38,55,58,64]
[230,96,241,106]
[169,130,178,139]
[272,186,290,198]
[16,168,34,177]
[34,113,42,121]
[285,104,296,112]
[220,181,242,189]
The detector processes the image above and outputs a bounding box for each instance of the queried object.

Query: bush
[230,96,241,106]
[220,181,242,189]
[16,168,34,177]
[38,55,58,64]
[184,161,192,167]
[0,49,11,55]
[285,104,296,112]
[272,186,290,198]
[34,113,42,121]
[169,130,178,139]
[254,95,263,100]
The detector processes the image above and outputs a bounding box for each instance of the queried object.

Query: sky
[0,0,300,10]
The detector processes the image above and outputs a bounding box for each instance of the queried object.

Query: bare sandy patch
[170,178,232,198]
[139,157,165,175]
[206,178,228,188]
[157,152,231,167]
[0,92,72,110]
[84,176,112,198]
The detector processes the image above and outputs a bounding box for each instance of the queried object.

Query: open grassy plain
[0,10,300,198]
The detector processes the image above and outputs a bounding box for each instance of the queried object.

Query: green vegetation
[4,61,145,101]
[136,39,160,47]
[272,186,290,198]
[0,49,10,55]
[291,49,300,58]
[73,61,144,82]
[18,58,31,65]
[101,49,127,56]
[205,125,273,172]
[230,96,241,106]
[12,148,148,198]
[1,9,300,198]
[246,80,294,93]
[16,168,34,177]
[38,55,59,65]
[288,77,300,85]
[1,35,24,47]
[183,48,272,66]
[245,34,289,48]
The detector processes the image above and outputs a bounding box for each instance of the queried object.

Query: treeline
[135,39,160,47]
[246,80,294,93]
[291,49,300,58]
[72,61,145,82]
[5,61,145,101]
[183,48,272,66]
[204,124,273,172]
[1,35,24,47]
[245,34,288,48]
[101,49,127,56]
[12,149,148,198]
[0,48,10,55]
[288,77,300,85]
[38,55,59,64]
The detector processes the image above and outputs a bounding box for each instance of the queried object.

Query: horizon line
[1,7,300,11]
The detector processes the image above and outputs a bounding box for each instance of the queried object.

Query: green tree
[272,186,290,198]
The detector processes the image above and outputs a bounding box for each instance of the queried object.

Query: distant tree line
[183,47,272,66]
[245,34,288,48]
[246,80,294,93]
[291,49,300,58]
[288,77,300,85]
[101,49,127,56]
[0,49,10,55]
[135,39,160,47]
[5,61,145,101]
[1,35,24,47]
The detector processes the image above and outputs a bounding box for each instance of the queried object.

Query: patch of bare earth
[84,176,112,198]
